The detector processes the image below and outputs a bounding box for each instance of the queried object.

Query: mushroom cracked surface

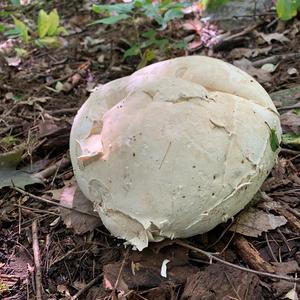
[70,56,281,250]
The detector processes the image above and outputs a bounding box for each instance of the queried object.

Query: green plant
[6,8,67,47]
[276,0,300,21]
[91,0,191,64]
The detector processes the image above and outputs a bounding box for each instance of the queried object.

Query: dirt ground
[0,1,300,299]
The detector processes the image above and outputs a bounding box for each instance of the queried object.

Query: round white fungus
[70,56,281,250]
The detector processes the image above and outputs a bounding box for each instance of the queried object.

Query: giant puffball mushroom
[70,56,281,250]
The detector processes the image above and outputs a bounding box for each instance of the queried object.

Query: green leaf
[276,0,298,21]
[55,81,64,92]
[282,132,300,145]
[141,30,169,49]
[92,3,134,14]
[0,24,5,32]
[37,9,50,38]
[47,9,59,36]
[137,48,155,69]
[89,14,129,25]
[55,26,68,35]
[269,128,280,152]
[12,16,29,43]
[10,0,21,6]
[294,108,300,116]
[36,36,60,48]
[0,147,42,189]
[123,44,141,59]
[163,8,184,23]
[203,0,231,10]
[174,40,188,49]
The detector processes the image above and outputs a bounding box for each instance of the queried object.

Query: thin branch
[34,157,71,180]
[32,220,43,300]
[12,187,98,217]
[70,273,103,300]
[252,52,300,67]
[114,248,130,289]
[175,240,300,283]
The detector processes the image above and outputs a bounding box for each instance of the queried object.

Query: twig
[70,273,103,300]
[252,52,300,67]
[213,22,263,49]
[175,240,300,283]
[12,187,99,217]
[32,220,43,300]
[280,148,300,156]
[265,232,278,262]
[34,157,71,180]
[224,272,241,300]
[276,228,291,252]
[277,103,300,112]
[50,108,78,115]
[13,204,60,216]
[114,248,130,289]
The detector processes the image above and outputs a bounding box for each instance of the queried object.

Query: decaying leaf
[233,58,271,83]
[0,146,42,189]
[280,111,300,134]
[259,32,290,44]
[5,56,21,67]
[182,263,262,299]
[103,246,198,291]
[272,260,300,276]
[59,182,102,234]
[230,207,287,237]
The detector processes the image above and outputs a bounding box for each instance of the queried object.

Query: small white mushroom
[70,56,281,250]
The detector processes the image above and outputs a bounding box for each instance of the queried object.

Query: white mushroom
[70,56,281,250]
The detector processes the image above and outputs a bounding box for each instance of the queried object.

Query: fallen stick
[252,52,300,67]
[70,273,103,300]
[13,187,99,217]
[234,235,275,273]
[32,220,43,300]
[34,157,71,180]
[176,240,300,283]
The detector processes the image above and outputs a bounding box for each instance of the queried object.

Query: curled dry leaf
[229,207,287,237]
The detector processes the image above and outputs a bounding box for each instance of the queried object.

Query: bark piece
[234,235,275,273]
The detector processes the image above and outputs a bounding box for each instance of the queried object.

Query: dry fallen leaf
[233,58,271,83]
[5,56,21,67]
[60,182,102,234]
[230,207,287,237]
[284,286,299,300]
[261,63,278,73]
[272,260,300,276]
[259,32,290,44]
[280,111,300,134]
[229,46,272,59]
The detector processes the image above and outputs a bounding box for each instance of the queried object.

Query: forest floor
[1,1,300,299]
